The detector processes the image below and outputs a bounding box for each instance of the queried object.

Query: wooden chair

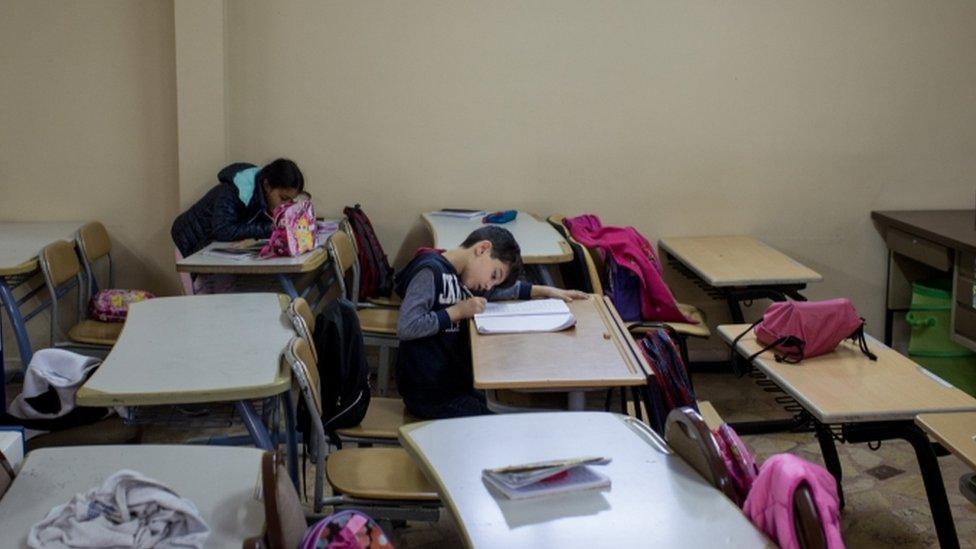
[38,240,122,350]
[328,226,400,397]
[0,449,15,498]
[664,406,741,506]
[243,451,308,549]
[547,215,709,365]
[793,482,828,549]
[285,297,417,446]
[75,221,114,300]
[283,337,439,518]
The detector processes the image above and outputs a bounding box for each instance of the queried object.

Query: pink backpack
[712,423,759,504]
[88,289,155,322]
[260,200,316,258]
[300,510,393,549]
[734,298,877,363]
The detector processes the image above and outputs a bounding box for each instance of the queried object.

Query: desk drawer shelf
[886,228,952,271]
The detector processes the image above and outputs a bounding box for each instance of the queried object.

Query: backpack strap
[850,321,878,361]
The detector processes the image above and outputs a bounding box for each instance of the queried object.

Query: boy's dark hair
[460,226,524,288]
[261,158,305,192]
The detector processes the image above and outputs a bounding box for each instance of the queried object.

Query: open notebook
[473,298,577,335]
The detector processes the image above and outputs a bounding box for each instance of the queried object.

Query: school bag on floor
[260,200,317,258]
[733,298,877,364]
[303,298,371,441]
[343,204,394,299]
[301,510,394,549]
[638,329,698,433]
[88,289,154,322]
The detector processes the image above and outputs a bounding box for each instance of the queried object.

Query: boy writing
[394,226,587,419]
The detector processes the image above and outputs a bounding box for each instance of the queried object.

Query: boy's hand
[539,287,589,302]
[448,297,487,321]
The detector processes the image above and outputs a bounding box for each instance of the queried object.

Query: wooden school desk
[0,445,265,548]
[0,221,84,411]
[718,324,976,549]
[399,412,771,549]
[176,241,332,306]
[658,235,822,323]
[915,412,976,504]
[421,211,573,285]
[76,293,299,481]
[471,295,647,411]
[871,210,976,348]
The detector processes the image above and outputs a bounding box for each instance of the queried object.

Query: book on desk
[482,456,611,500]
[473,298,577,334]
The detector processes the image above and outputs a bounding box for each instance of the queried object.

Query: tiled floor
[7,367,976,548]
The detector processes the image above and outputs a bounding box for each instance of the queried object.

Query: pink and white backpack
[712,423,759,503]
[88,289,155,322]
[260,200,316,258]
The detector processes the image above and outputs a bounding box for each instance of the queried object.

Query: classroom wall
[225,0,976,336]
[0,1,179,365]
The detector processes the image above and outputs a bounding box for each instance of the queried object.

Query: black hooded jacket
[171,163,272,257]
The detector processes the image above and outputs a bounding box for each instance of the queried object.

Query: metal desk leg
[276,274,299,300]
[902,425,960,549]
[814,423,845,509]
[0,279,34,388]
[567,391,586,411]
[236,400,274,451]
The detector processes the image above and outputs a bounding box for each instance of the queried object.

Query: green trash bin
[905,280,974,357]
[906,280,976,397]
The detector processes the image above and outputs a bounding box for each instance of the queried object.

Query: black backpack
[299,298,371,444]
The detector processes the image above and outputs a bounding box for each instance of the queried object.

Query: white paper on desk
[474,299,576,334]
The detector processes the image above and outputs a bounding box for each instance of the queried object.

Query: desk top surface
[718,324,976,423]
[0,445,265,548]
[658,235,822,287]
[400,412,771,549]
[0,222,84,276]
[872,210,976,253]
[471,296,648,390]
[915,412,976,471]
[77,293,293,406]
[176,241,329,274]
[422,211,573,264]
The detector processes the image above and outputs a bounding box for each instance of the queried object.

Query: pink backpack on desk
[260,200,316,258]
[734,298,877,363]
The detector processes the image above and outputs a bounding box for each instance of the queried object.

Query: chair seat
[357,307,399,336]
[327,447,439,501]
[27,416,142,451]
[335,397,418,440]
[627,302,710,339]
[68,319,123,345]
[366,295,402,308]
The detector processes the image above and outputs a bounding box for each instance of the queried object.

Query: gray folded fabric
[28,469,210,549]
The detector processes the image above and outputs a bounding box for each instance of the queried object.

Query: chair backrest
[286,298,318,364]
[548,215,606,294]
[0,450,15,498]
[251,451,307,549]
[285,337,323,418]
[328,227,360,305]
[793,482,827,549]
[76,221,113,297]
[664,406,741,505]
[39,240,85,342]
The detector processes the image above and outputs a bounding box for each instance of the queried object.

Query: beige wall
[2,1,975,367]
[225,0,976,335]
[1,1,179,364]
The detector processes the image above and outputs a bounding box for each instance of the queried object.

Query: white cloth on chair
[27,469,210,549]
[8,348,99,420]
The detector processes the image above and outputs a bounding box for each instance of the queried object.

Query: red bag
[734,298,877,363]
[342,204,394,299]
